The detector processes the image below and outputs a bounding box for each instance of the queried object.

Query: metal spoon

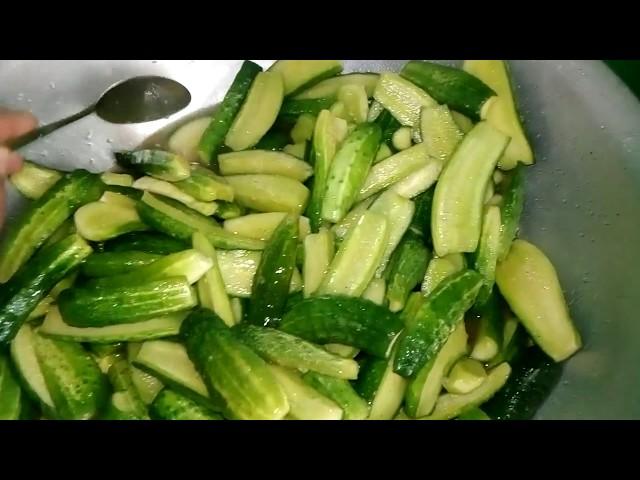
[6,76,191,150]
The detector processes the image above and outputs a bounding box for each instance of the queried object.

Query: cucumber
[303,228,334,297]
[373,72,437,127]
[224,174,309,215]
[150,389,223,420]
[0,169,104,283]
[419,104,464,162]
[390,157,443,199]
[132,176,217,216]
[192,232,235,327]
[137,192,265,250]
[91,249,212,287]
[290,113,317,143]
[130,365,164,405]
[337,84,369,124]
[235,324,359,379]
[362,278,386,306]
[106,357,148,418]
[214,201,245,220]
[0,353,22,419]
[219,150,313,182]
[168,117,211,163]
[374,143,393,163]
[224,213,310,242]
[421,253,466,295]
[268,365,342,420]
[431,122,510,257]
[400,61,496,121]
[443,358,487,394]
[115,149,190,181]
[357,143,431,202]
[355,352,407,420]
[40,306,186,343]
[33,333,109,420]
[10,160,62,200]
[231,297,244,324]
[269,60,343,96]
[488,314,528,368]
[0,234,92,344]
[279,97,335,120]
[456,407,491,420]
[198,60,262,166]
[404,322,468,418]
[10,324,55,412]
[82,251,161,278]
[495,239,582,362]
[330,195,376,242]
[385,230,430,312]
[375,108,403,147]
[247,214,299,327]
[408,187,434,239]
[90,343,124,375]
[317,211,388,297]
[306,110,348,231]
[101,172,134,187]
[58,277,197,327]
[225,71,284,151]
[283,142,307,160]
[324,344,359,358]
[302,371,369,420]
[496,165,525,261]
[216,249,302,297]
[42,217,77,249]
[175,165,234,202]
[394,270,483,377]
[279,295,403,359]
[321,123,381,223]
[74,200,147,242]
[369,190,415,277]
[482,346,563,420]
[469,291,504,362]
[473,205,502,305]
[27,272,77,321]
[452,111,475,133]
[463,60,534,169]
[103,231,188,255]
[101,391,148,420]
[391,127,413,150]
[100,187,143,204]
[416,363,511,420]
[294,73,378,100]
[181,308,289,420]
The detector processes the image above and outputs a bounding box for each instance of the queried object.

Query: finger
[0,111,38,143]
[0,181,6,229]
[0,146,23,176]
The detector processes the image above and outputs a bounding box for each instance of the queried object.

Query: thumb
[0,146,23,177]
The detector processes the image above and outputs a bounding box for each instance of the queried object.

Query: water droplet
[106,138,113,144]
[600,125,605,130]
[151,60,158,64]
[561,198,568,204]
[49,82,56,89]
[578,232,585,237]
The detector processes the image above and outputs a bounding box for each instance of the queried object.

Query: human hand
[0,109,38,228]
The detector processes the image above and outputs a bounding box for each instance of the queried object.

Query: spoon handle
[6,103,97,150]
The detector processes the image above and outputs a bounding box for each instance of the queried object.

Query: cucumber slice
[0,354,22,419]
[75,200,147,242]
[373,72,437,127]
[408,188,434,239]
[224,213,310,242]
[219,150,313,182]
[463,60,534,169]
[452,111,475,133]
[41,217,77,249]
[331,196,376,242]
[302,371,369,420]
[318,211,388,297]
[10,161,62,200]
[303,227,334,297]
[431,122,510,257]
[401,61,496,121]
[104,232,188,255]
[469,291,504,362]
[168,117,211,163]
[150,389,223,420]
[374,143,393,163]
[421,253,466,295]
[130,366,164,405]
[27,272,77,321]
[496,239,582,362]
[280,97,335,120]
[224,174,309,215]
[497,165,525,261]
[106,358,148,418]
[324,344,359,358]
[355,352,407,420]
[361,278,386,306]
[268,365,342,420]
[283,142,307,159]
[39,306,186,343]
[385,230,430,313]
[472,205,502,305]
[369,190,415,277]
[357,143,432,202]
[0,169,104,284]
[338,84,369,124]
[101,172,134,187]
[115,149,190,181]
[175,165,234,203]
[137,192,265,250]
[419,104,464,162]
[234,324,359,379]
[82,251,161,278]
[214,201,245,220]
[225,71,284,151]
[269,60,343,96]
[132,176,217,216]
[294,73,378,100]
[290,113,317,143]
[456,407,491,420]
[390,158,443,199]
[392,127,413,151]
[442,358,487,394]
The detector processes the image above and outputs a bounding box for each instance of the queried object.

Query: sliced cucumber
[10,160,62,200]
[385,230,430,313]
[390,157,443,199]
[280,97,335,120]
[150,389,223,420]
[355,352,407,420]
[303,227,334,297]
[497,165,525,261]
[373,72,437,127]
[421,253,466,295]
[168,117,211,163]
[374,143,393,163]
[214,201,245,220]
[115,149,190,181]
[452,111,475,133]
[224,212,310,242]
[391,127,413,151]
[302,371,369,420]
[473,205,502,305]
[469,291,504,362]
[103,231,188,255]
[219,150,312,182]
[101,172,134,187]
[82,251,161,278]
[290,113,316,143]
[362,278,386,306]
[408,187,435,239]
[0,353,22,419]
[175,165,234,203]
[224,174,309,215]
[338,84,369,124]
[419,104,464,162]
[442,358,487,394]
[324,344,359,358]
[130,366,164,405]
[330,195,376,242]
[132,176,217,216]
[283,142,307,159]
[75,200,147,242]
[269,60,343,96]
[294,73,378,100]
[27,272,77,321]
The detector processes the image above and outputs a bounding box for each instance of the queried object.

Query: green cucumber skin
[0,234,92,344]
[302,371,369,420]
[279,98,335,121]
[246,214,299,327]
[321,123,382,223]
[394,270,483,377]
[374,109,402,150]
[469,290,504,361]
[0,354,22,420]
[181,308,289,420]
[489,322,529,368]
[456,407,491,420]
[385,230,431,312]
[353,355,388,403]
[33,334,109,420]
[497,165,525,261]
[254,129,291,151]
[483,347,563,420]
[0,169,104,284]
[103,232,188,255]
[114,150,190,181]
[107,358,148,418]
[234,324,359,380]
[102,185,144,200]
[408,187,435,241]
[150,389,223,420]
[279,295,403,358]
[81,251,162,278]
[58,277,197,328]
[400,61,496,120]
[198,60,263,167]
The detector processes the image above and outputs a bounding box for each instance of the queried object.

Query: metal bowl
[2,60,639,419]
